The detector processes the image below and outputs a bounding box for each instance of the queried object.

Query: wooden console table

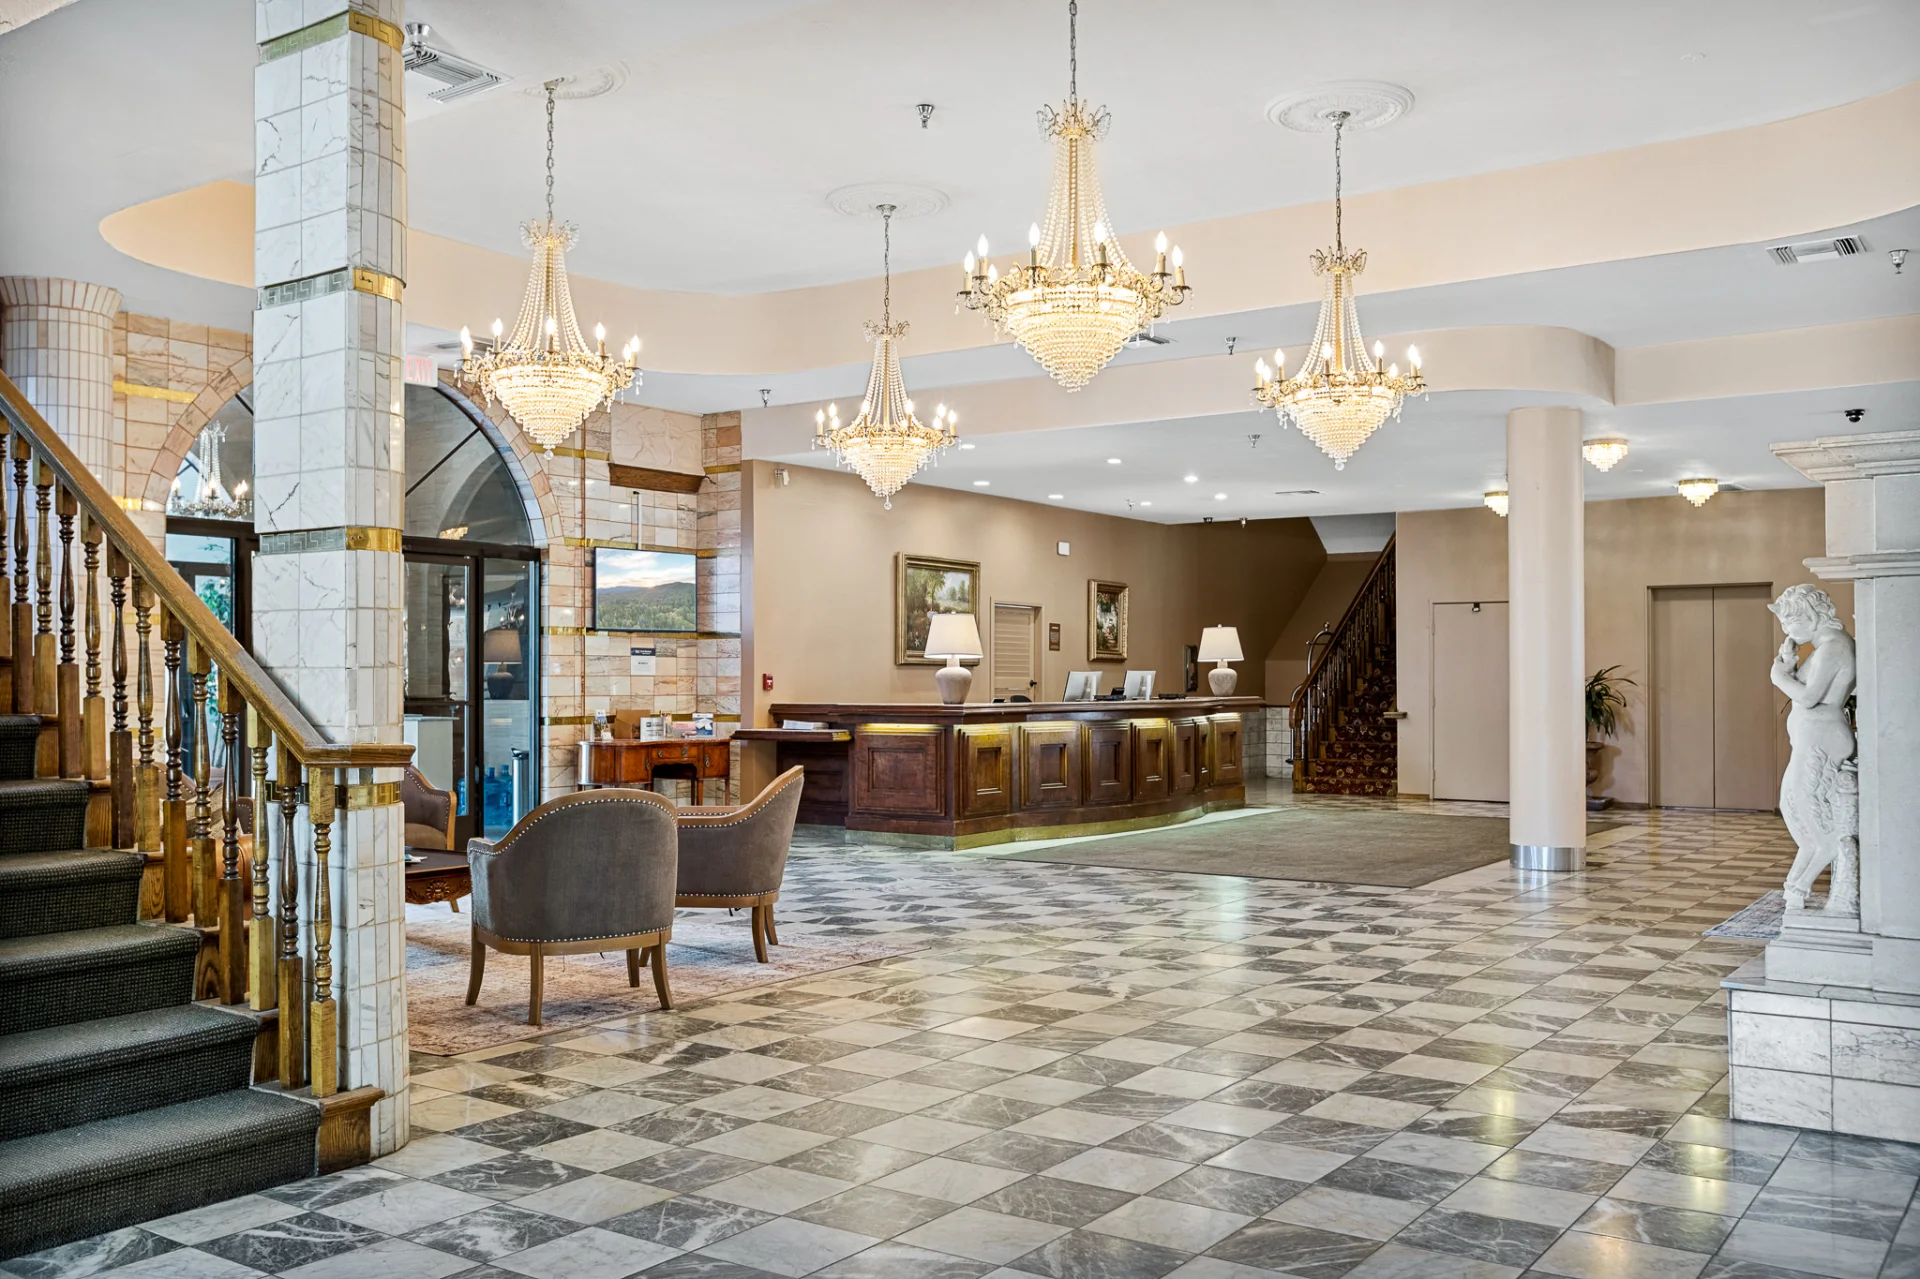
[762,696,1257,847]
[404,849,470,907]
[583,737,731,803]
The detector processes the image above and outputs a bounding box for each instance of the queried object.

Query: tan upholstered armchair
[675,766,804,962]
[403,765,457,850]
[465,788,678,1025]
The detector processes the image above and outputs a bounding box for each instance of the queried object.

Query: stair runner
[0,714,321,1258]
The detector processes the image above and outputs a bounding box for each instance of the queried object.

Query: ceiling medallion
[826,183,949,221]
[957,0,1190,391]
[460,81,640,453]
[1252,110,1425,469]
[1582,437,1630,470]
[1678,477,1720,507]
[1266,81,1414,134]
[815,205,958,509]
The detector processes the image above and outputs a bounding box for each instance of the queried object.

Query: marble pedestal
[1766,905,1873,988]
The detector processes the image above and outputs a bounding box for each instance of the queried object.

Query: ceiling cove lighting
[1582,438,1629,470]
[1678,477,1720,507]
[1484,490,1509,517]
[957,1,1190,391]
[814,205,958,509]
[459,81,640,453]
[1183,474,1198,483]
[1251,110,1424,469]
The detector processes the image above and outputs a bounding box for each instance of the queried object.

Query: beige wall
[1396,487,1846,806]
[742,461,1324,723]
[1264,554,1377,707]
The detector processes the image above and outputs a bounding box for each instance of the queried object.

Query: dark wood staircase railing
[0,369,411,1093]
[1289,535,1398,795]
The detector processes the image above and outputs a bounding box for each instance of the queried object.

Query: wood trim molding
[608,463,705,494]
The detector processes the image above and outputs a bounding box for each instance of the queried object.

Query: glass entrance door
[404,556,471,841]
[478,559,537,837]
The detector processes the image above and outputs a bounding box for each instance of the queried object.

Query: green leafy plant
[1585,665,1635,742]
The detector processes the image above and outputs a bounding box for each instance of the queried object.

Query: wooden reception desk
[758,697,1258,847]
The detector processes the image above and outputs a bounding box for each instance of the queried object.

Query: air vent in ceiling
[1122,332,1171,346]
[403,24,509,102]
[1272,489,1322,496]
[1768,235,1866,265]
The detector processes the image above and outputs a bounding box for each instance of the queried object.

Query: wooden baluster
[107,543,132,848]
[134,576,160,855]
[32,456,54,776]
[248,705,276,1012]
[309,766,338,1097]
[11,434,30,715]
[161,605,187,921]
[0,417,9,712]
[219,668,245,1003]
[56,484,79,777]
[277,745,306,1088]
[188,636,213,926]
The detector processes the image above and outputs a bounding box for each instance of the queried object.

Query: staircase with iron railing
[1290,535,1398,795]
[0,371,410,1257]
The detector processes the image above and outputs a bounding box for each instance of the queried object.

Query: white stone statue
[1769,584,1859,916]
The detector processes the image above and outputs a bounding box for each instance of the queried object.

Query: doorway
[1431,600,1509,802]
[991,602,1042,701]
[1650,584,1778,810]
[164,517,258,773]
[404,543,540,844]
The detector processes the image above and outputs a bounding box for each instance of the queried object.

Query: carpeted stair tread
[0,923,201,1033]
[0,714,40,780]
[0,777,92,854]
[0,848,147,938]
[0,1090,320,1255]
[0,777,91,802]
[0,1003,256,1087]
[0,922,200,978]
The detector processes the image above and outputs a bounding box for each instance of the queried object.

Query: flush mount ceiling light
[1678,476,1720,507]
[459,81,640,452]
[957,1,1191,391]
[1582,438,1629,471]
[813,205,958,509]
[1252,110,1424,469]
[1484,490,1509,517]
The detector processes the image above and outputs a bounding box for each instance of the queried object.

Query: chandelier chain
[1068,0,1077,101]
[543,79,560,225]
[1332,109,1347,255]
[880,204,894,326]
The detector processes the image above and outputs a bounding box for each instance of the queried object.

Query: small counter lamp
[1198,626,1243,695]
[924,613,984,705]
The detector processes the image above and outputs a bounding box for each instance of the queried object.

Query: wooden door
[1651,587,1716,807]
[1713,586,1779,810]
[992,603,1041,700]
[1432,601,1509,802]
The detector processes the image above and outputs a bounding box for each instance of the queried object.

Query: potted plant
[1585,665,1635,811]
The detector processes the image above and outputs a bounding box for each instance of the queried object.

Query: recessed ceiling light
[972,480,990,487]
[1048,493,1064,500]
[1107,458,1122,465]
[958,442,976,450]
[1183,474,1198,483]
[1141,500,1152,507]
[1214,492,1227,500]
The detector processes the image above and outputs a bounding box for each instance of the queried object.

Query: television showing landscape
[593,548,697,632]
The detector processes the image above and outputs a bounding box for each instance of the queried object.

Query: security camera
[1844,408,1866,424]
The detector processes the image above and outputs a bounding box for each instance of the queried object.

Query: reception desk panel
[766,698,1256,846]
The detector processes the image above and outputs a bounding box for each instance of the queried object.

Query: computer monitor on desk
[1064,671,1101,701]
[1123,671,1156,699]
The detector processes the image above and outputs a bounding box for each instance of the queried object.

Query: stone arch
[136,355,252,511]
[423,374,556,548]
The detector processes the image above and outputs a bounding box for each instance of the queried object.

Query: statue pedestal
[1767,901,1872,987]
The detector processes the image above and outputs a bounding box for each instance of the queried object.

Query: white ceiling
[770,381,1920,523]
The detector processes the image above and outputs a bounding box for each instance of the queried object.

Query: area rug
[405,905,921,1056]
[1703,891,1786,940]
[996,807,1621,889]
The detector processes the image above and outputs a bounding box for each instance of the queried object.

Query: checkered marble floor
[9,786,1919,1279]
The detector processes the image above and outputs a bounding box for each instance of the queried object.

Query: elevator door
[1650,584,1778,810]
[1432,601,1509,802]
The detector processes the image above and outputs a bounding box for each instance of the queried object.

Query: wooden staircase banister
[1289,533,1398,795]
[1290,532,1396,723]
[0,371,408,769]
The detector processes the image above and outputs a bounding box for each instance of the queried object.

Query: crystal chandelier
[459,81,640,453]
[1582,438,1629,470]
[168,424,251,520]
[1678,477,1719,506]
[1252,111,1424,469]
[957,1,1190,391]
[815,206,958,509]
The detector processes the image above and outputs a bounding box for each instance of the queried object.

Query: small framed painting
[1088,580,1129,662]
[897,554,981,664]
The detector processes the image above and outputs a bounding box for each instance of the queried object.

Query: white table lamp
[1198,625,1244,695]
[925,613,984,704]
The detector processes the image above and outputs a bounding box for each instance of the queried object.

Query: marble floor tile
[698,1217,879,1278]
[485,1224,677,1279]
[785,1185,952,1237]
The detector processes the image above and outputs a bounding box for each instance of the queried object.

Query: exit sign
[403,355,439,386]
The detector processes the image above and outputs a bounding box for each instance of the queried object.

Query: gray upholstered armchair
[465,788,678,1025]
[675,766,804,963]
[403,765,457,851]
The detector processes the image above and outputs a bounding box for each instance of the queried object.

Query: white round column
[0,278,123,486]
[1507,406,1587,870]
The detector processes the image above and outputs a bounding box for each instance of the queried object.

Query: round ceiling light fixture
[1265,81,1414,134]
[1583,438,1629,471]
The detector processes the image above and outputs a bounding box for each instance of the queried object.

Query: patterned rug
[404,904,922,1055]
[1703,889,1786,939]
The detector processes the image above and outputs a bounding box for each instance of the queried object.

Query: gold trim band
[547,446,611,461]
[351,268,403,302]
[562,537,717,556]
[341,781,402,809]
[345,9,404,50]
[259,526,404,556]
[113,380,199,404]
[704,463,742,475]
[259,8,402,62]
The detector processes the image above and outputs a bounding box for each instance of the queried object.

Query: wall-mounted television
[592,548,697,633]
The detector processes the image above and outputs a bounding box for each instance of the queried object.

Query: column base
[1767,924,1874,988]
[1510,843,1584,871]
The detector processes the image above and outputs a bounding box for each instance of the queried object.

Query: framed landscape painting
[897,554,980,664]
[1088,580,1129,662]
